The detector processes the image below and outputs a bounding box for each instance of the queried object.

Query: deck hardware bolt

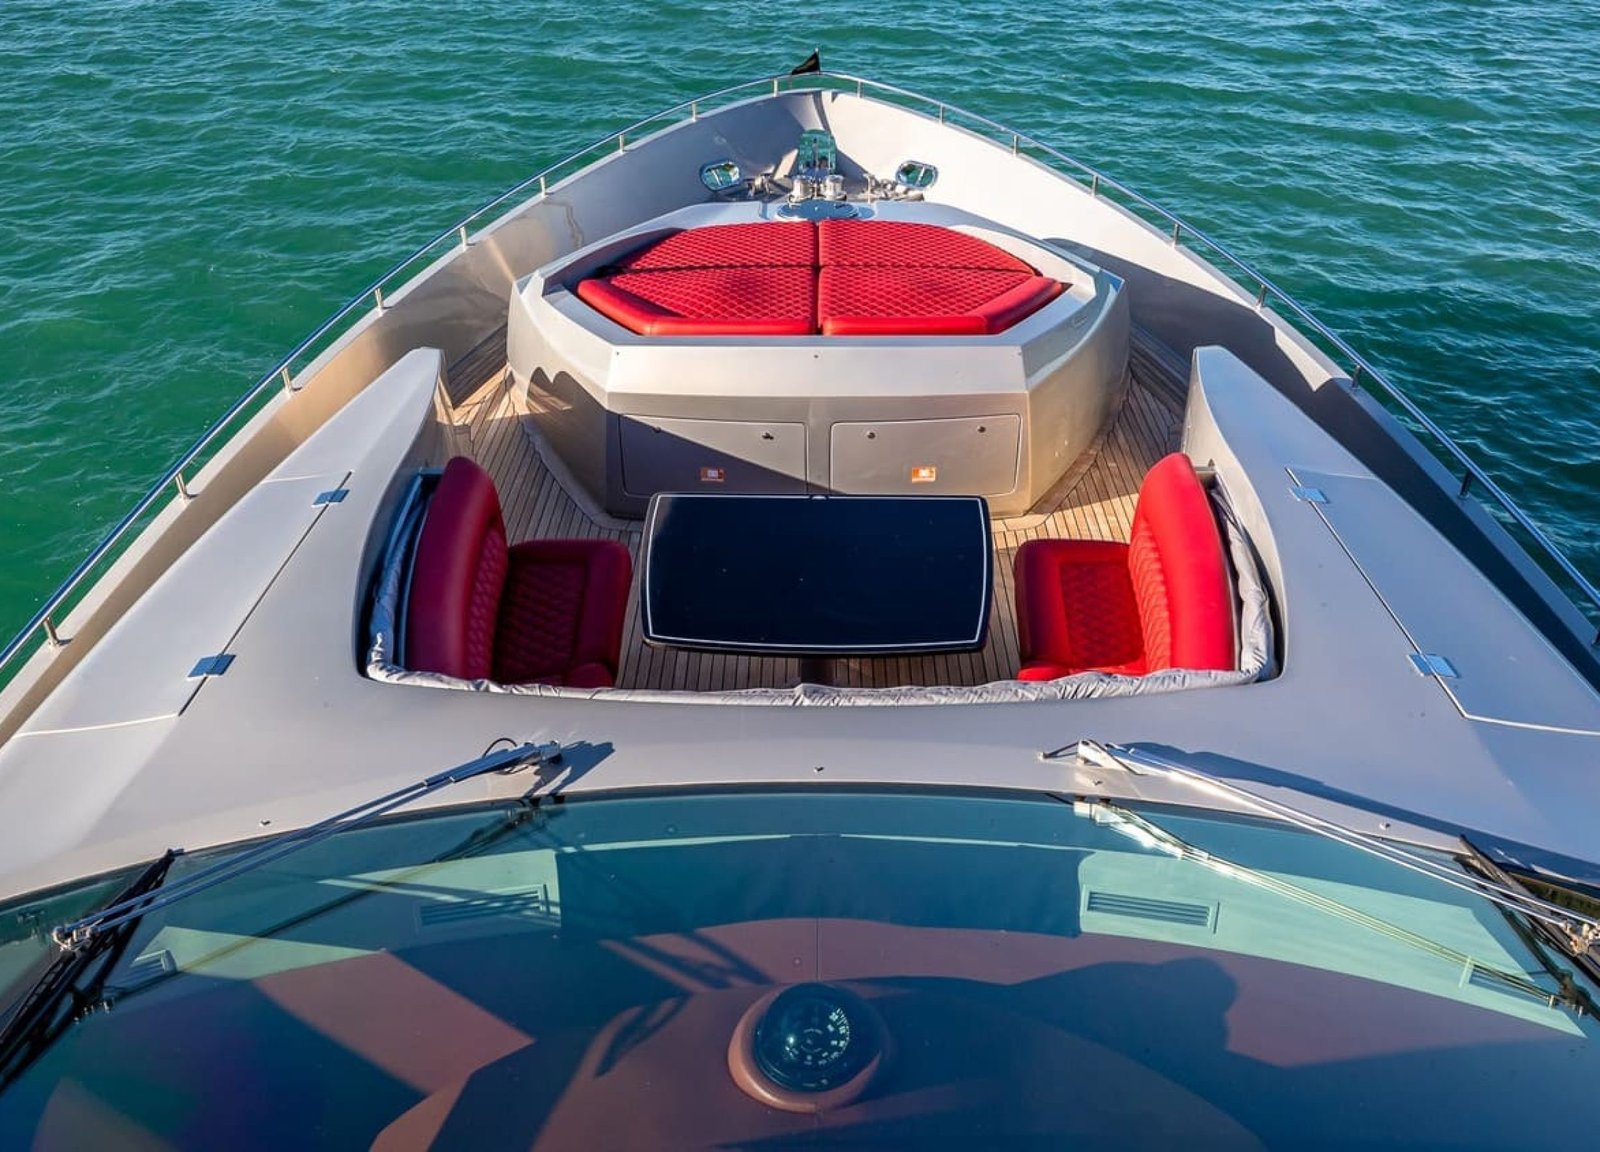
[866,431,876,439]
[1379,821,1391,830]
[42,615,60,648]
[259,819,271,827]
[978,425,987,433]
[761,431,774,441]
[813,765,825,773]
[175,473,192,501]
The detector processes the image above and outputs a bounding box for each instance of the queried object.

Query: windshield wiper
[51,739,561,954]
[1054,740,1600,960]
[0,850,177,1092]
[0,740,560,1094]
[1067,794,1577,1010]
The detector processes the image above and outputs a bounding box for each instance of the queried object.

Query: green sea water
[2,0,1597,644]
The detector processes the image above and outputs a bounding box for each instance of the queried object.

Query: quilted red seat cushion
[1013,453,1234,680]
[404,457,632,686]
[495,539,633,686]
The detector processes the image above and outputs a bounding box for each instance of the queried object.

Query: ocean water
[1,0,1597,643]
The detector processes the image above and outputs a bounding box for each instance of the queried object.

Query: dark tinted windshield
[0,789,1595,1149]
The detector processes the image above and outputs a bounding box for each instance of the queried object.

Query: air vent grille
[1085,890,1215,929]
[417,887,553,930]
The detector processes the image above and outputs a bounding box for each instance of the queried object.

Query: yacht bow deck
[445,325,1186,691]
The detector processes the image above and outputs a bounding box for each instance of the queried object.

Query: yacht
[0,66,1596,1147]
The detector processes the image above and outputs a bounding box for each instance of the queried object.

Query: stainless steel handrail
[0,73,791,676]
[817,72,1600,633]
[3,70,1594,681]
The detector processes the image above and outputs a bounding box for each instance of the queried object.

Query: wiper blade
[1057,740,1600,959]
[54,739,562,954]
[0,850,178,1092]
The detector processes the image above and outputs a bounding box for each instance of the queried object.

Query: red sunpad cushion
[818,219,1034,272]
[616,221,817,270]
[819,266,1061,336]
[578,266,816,336]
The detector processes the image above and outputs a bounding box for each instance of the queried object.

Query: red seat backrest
[405,457,509,680]
[1127,454,1234,672]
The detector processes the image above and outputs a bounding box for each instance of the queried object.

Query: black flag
[790,50,821,75]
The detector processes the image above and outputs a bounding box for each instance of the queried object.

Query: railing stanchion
[1255,283,1268,310]
[1090,173,1100,197]
[1012,134,1019,155]
[539,174,546,195]
[1460,471,1476,498]
[690,101,698,121]
[457,225,469,249]
[280,365,293,393]
[175,473,192,501]
[1349,363,1363,391]
[1171,221,1182,245]
[374,286,385,313]
[617,133,625,153]
[41,616,60,648]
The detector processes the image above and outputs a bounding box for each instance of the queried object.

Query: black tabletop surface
[640,493,992,655]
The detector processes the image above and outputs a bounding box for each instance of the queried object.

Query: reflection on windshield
[0,790,1595,1149]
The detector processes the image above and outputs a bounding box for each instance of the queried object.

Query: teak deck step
[443,327,1185,691]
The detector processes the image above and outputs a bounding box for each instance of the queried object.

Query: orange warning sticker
[910,465,937,483]
[699,466,726,483]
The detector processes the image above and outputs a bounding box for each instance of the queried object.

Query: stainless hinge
[188,653,235,679]
[1291,485,1328,504]
[313,488,349,506]
[1409,652,1459,679]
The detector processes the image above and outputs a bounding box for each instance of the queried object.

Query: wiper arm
[0,850,178,1092]
[1070,796,1570,1010]
[0,740,561,1095]
[54,739,562,953]
[1056,740,1600,959]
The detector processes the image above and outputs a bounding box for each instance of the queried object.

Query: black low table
[640,493,992,674]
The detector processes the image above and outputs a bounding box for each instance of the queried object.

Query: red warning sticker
[910,465,937,483]
[699,466,726,483]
